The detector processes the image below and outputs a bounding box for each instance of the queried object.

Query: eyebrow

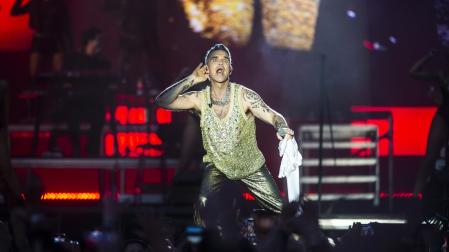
[210,55,229,60]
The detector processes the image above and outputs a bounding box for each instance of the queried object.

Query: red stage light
[105,106,169,157]
[148,132,162,145]
[104,132,163,157]
[128,107,147,124]
[243,191,422,202]
[156,108,172,124]
[41,192,100,201]
[114,106,156,125]
[242,192,255,201]
[105,111,112,122]
[104,134,115,157]
[351,118,390,156]
[38,191,421,201]
[349,136,373,157]
[115,106,128,125]
[0,0,33,51]
[111,106,172,125]
[363,40,374,50]
[379,192,422,200]
[351,106,437,156]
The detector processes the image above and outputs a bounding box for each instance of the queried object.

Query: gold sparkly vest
[200,83,265,180]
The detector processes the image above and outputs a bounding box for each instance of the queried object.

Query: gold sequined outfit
[194,83,283,226]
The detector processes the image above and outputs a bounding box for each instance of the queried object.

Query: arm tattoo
[274,114,288,130]
[243,89,270,113]
[274,114,289,137]
[155,77,195,108]
[244,88,289,131]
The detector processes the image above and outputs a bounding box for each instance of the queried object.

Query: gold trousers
[194,163,283,226]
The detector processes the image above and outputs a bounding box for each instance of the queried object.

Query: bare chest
[212,103,231,119]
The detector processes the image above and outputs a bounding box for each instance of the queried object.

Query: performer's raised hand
[190,63,209,84]
[277,128,294,141]
[155,63,208,110]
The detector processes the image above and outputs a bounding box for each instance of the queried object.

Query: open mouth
[216,67,224,74]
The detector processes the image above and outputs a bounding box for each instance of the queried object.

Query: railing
[299,124,380,205]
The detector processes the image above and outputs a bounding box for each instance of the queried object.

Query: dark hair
[82,27,102,47]
[204,43,232,65]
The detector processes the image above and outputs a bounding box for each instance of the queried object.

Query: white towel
[278,138,302,202]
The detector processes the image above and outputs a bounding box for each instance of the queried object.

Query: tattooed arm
[155,63,208,111]
[241,87,294,140]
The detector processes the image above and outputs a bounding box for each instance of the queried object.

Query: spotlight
[389,36,397,44]
[363,40,374,50]
[373,42,387,51]
[327,237,336,247]
[346,10,357,18]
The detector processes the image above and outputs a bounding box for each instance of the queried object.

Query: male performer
[155,44,294,228]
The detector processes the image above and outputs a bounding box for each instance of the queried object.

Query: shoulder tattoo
[243,88,270,113]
